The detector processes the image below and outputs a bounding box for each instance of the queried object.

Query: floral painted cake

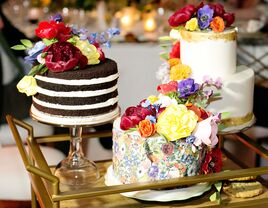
[112,2,253,185]
[14,14,120,126]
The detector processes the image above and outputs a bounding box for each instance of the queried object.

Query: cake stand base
[54,126,100,186]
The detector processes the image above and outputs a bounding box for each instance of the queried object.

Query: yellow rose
[156,104,198,141]
[74,37,100,65]
[17,76,37,96]
[170,64,192,81]
[147,95,158,104]
[185,18,199,31]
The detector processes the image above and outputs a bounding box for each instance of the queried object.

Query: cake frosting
[177,28,255,132]
[15,14,120,126]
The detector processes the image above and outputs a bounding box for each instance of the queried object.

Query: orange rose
[138,119,156,138]
[210,16,225,33]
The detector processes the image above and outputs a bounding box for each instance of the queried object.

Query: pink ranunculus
[44,42,88,72]
[120,106,153,130]
[223,12,235,27]
[157,81,178,95]
[192,116,219,148]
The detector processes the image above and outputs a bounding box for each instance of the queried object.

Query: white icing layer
[180,29,236,83]
[36,85,118,97]
[30,105,120,126]
[33,96,119,110]
[207,66,254,118]
[35,73,119,85]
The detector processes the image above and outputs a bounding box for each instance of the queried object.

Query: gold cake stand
[6,114,268,208]
[29,106,120,187]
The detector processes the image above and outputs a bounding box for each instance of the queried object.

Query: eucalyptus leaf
[20,39,33,48]
[43,38,57,46]
[11,45,27,50]
[221,112,231,119]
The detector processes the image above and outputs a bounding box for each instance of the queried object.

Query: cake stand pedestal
[54,126,100,187]
[30,106,120,187]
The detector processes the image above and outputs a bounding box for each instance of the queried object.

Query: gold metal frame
[6,115,268,208]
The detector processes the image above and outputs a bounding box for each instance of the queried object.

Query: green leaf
[221,112,231,119]
[28,64,45,76]
[28,65,40,76]
[20,39,33,48]
[43,38,57,46]
[158,36,172,41]
[215,181,222,192]
[210,192,221,204]
[11,45,27,50]
[39,66,48,75]
[160,52,169,60]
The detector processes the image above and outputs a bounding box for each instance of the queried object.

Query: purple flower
[149,164,159,178]
[88,28,120,48]
[162,143,174,156]
[141,99,151,108]
[24,41,46,65]
[178,78,199,98]
[186,135,196,144]
[145,115,157,123]
[50,13,63,22]
[197,5,214,30]
[215,77,223,89]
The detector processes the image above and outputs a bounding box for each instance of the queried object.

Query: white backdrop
[103,43,162,113]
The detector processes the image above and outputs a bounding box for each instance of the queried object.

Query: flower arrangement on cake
[119,56,224,175]
[12,14,119,96]
[168,1,235,32]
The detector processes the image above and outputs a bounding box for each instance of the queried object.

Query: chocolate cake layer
[36,79,118,92]
[34,90,118,105]
[41,58,118,80]
[32,102,118,116]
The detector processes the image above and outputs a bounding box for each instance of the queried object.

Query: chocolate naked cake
[14,14,120,126]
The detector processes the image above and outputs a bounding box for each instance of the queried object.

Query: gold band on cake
[220,112,255,127]
[180,27,237,42]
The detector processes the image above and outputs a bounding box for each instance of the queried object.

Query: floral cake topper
[13,14,119,96]
[168,1,235,32]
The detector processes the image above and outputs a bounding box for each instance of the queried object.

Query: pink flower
[169,41,180,59]
[44,42,88,72]
[168,5,196,27]
[192,116,219,148]
[223,12,235,27]
[157,81,178,95]
[120,106,153,130]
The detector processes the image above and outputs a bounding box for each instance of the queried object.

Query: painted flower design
[161,143,174,155]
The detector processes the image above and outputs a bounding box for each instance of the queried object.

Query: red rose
[169,41,180,59]
[180,4,196,17]
[201,148,222,174]
[44,42,88,72]
[157,81,178,95]
[223,12,235,27]
[35,21,71,42]
[120,106,153,130]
